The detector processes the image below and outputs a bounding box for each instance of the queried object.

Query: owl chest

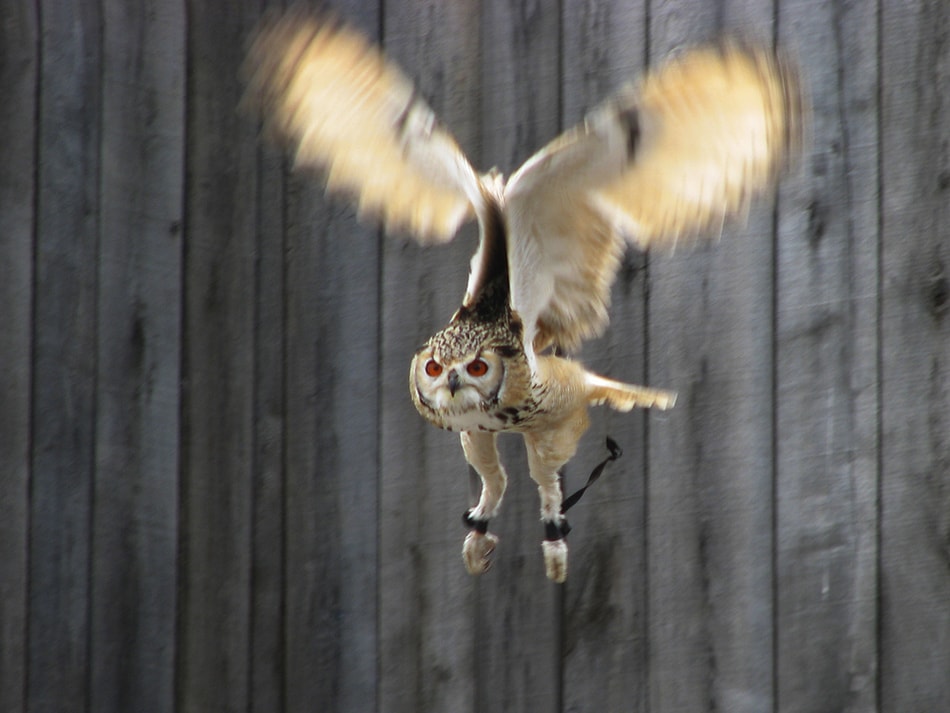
[434,397,541,433]
[441,376,564,433]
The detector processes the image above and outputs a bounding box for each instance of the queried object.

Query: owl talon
[463,530,498,575]
[542,538,568,583]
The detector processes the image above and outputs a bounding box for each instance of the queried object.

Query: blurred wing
[594,42,803,250]
[505,41,802,351]
[242,8,481,242]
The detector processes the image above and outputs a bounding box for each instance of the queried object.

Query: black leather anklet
[462,510,489,534]
[543,519,571,541]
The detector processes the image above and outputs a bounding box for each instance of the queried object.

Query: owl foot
[462,510,496,574]
[542,539,568,583]
[463,530,498,575]
[542,519,570,582]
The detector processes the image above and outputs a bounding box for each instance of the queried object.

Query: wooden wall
[1,0,948,712]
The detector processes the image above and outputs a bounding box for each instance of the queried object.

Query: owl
[243,7,803,582]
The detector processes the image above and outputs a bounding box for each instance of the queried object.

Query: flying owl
[243,7,803,582]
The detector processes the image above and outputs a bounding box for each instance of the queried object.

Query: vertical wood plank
[91,1,185,712]
[774,1,881,711]
[474,2,564,712]
[646,2,778,711]
[281,1,380,710]
[28,2,101,711]
[0,2,37,711]
[282,172,381,713]
[559,3,651,711]
[249,73,287,713]
[179,1,260,710]
[377,2,480,711]
[880,1,950,710]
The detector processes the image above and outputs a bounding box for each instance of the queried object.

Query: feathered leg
[523,413,587,583]
[459,431,508,575]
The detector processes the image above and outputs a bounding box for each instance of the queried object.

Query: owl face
[410,345,509,432]
[409,314,529,432]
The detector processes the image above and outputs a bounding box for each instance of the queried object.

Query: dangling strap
[560,437,623,514]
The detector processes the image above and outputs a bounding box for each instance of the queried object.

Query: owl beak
[447,369,461,396]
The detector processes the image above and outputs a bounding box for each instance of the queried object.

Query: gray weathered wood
[377,3,481,712]
[646,2,778,711]
[560,3,651,712]
[0,2,36,711]
[91,1,185,712]
[178,1,259,710]
[249,84,288,713]
[775,1,881,710]
[283,178,381,713]
[27,3,101,712]
[880,1,950,710]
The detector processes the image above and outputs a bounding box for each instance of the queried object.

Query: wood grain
[646,2,778,711]
[0,2,36,711]
[91,1,184,712]
[178,1,259,710]
[27,3,100,712]
[249,69,288,713]
[775,0,881,710]
[880,1,950,710]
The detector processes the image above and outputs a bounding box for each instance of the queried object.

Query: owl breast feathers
[243,7,805,582]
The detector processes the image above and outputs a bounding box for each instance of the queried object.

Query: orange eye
[424,359,443,377]
[466,359,489,377]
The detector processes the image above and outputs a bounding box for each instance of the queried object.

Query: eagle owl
[244,8,803,582]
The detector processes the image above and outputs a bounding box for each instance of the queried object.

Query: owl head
[409,307,530,432]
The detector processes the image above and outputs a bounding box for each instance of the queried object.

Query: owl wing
[505,42,803,352]
[242,8,482,243]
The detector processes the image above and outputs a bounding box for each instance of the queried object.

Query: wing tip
[594,36,808,253]
[710,37,810,177]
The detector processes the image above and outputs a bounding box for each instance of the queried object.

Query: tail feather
[584,372,677,412]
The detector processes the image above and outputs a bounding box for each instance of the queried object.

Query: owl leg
[524,424,584,583]
[459,431,507,575]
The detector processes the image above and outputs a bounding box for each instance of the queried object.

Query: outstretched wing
[505,41,803,352]
[242,7,482,243]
